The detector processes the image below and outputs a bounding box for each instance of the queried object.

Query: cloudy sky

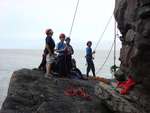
[0,0,120,50]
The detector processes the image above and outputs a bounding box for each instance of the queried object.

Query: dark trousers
[66,55,72,74]
[38,54,47,72]
[57,55,67,77]
[86,60,95,77]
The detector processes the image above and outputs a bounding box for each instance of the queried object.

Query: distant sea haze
[0,49,120,107]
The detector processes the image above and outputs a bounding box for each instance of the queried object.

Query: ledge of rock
[1,69,150,113]
[95,82,150,113]
[0,69,112,113]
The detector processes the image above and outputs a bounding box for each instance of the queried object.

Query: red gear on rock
[119,76,136,95]
[64,86,92,101]
[117,81,127,88]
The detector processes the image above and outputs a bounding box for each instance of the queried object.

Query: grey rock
[0,69,112,113]
[95,82,150,113]
[111,0,150,112]
[114,0,150,87]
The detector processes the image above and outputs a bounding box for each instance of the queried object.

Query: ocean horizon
[0,49,120,107]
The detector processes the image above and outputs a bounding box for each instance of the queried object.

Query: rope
[96,42,114,75]
[112,21,119,78]
[68,0,80,37]
[113,21,117,72]
[94,14,113,51]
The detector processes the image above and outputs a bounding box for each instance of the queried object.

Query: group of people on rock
[38,28,96,78]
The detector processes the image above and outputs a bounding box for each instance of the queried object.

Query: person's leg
[43,55,47,72]
[46,54,54,76]
[57,56,62,76]
[86,62,90,77]
[62,55,67,77]
[67,55,72,74]
[58,56,66,77]
[91,61,96,77]
[46,63,52,75]
[39,55,46,71]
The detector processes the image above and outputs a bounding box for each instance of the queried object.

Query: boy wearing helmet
[56,33,66,56]
[56,33,67,77]
[85,41,96,77]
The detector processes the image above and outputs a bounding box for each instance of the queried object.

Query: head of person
[45,29,53,36]
[87,41,92,47]
[65,37,71,44]
[59,33,65,42]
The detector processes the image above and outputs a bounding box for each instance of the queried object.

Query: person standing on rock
[85,41,96,77]
[56,33,67,77]
[45,29,55,77]
[65,37,74,74]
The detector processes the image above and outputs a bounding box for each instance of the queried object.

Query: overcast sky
[0,0,121,50]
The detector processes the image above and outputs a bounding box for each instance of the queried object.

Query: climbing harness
[110,65,119,74]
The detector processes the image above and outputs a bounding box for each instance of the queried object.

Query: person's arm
[46,44,52,55]
[45,38,52,55]
[92,50,96,54]
[55,43,66,53]
[71,45,74,55]
[85,48,89,58]
[56,48,66,52]
[55,43,59,53]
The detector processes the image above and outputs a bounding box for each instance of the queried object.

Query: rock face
[114,0,150,85]
[107,0,150,112]
[0,69,112,113]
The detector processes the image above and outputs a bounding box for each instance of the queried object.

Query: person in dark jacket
[65,37,74,74]
[45,29,55,77]
[38,29,54,72]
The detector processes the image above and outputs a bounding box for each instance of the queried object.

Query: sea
[0,49,120,108]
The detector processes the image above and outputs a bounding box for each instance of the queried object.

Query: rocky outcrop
[114,0,150,85]
[0,69,112,113]
[107,0,150,112]
[2,69,150,113]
